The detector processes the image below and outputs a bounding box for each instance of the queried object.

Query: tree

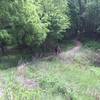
[68,0,100,39]
[0,0,70,50]
[9,0,48,46]
[39,0,70,46]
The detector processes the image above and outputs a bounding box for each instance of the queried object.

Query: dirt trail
[58,40,82,63]
[16,40,82,88]
[16,63,39,89]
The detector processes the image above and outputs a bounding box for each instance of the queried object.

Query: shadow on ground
[0,40,100,70]
[0,52,33,70]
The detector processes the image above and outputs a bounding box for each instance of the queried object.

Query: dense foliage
[68,0,100,38]
[0,0,100,52]
[0,0,70,48]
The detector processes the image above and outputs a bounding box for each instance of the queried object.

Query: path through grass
[0,40,99,100]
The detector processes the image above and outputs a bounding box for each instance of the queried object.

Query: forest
[0,0,100,53]
[0,0,100,100]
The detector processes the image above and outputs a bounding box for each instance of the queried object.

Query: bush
[0,30,11,44]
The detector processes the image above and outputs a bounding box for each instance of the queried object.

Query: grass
[0,40,100,100]
[83,40,100,51]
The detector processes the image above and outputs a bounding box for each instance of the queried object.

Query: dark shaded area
[0,51,33,70]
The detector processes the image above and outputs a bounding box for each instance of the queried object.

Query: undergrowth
[0,40,99,100]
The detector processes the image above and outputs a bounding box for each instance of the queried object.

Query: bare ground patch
[57,40,82,63]
[16,63,39,89]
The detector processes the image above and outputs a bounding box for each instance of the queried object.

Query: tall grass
[0,40,99,100]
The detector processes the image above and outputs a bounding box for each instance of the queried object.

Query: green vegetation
[0,0,100,100]
[0,41,99,100]
[0,0,70,48]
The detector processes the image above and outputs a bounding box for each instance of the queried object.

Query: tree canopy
[68,0,100,38]
[0,0,100,52]
[0,0,70,48]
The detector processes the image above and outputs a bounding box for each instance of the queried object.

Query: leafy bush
[0,0,70,48]
[0,30,11,44]
[84,40,100,50]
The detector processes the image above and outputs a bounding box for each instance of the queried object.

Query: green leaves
[68,0,100,37]
[0,30,11,43]
[7,0,49,46]
[39,0,70,42]
[0,0,70,47]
